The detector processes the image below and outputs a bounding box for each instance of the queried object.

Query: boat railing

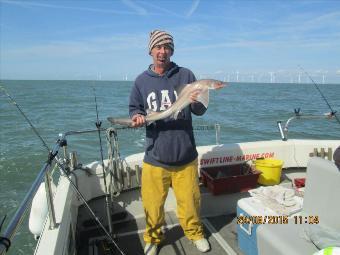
[277,111,335,141]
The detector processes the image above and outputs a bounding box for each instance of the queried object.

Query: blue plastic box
[237,198,279,255]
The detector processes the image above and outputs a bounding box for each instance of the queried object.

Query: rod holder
[126,166,132,188]
[277,121,287,141]
[118,161,125,189]
[215,123,221,145]
[135,165,141,186]
[70,151,78,170]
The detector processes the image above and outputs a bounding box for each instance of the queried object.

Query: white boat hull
[34,139,340,255]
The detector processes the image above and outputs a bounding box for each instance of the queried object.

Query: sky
[1,0,340,83]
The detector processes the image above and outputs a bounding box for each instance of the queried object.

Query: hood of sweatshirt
[146,62,179,78]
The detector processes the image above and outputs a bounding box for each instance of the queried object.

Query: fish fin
[107,117,133,126]
[146,109,157,116]
[107,117,115,123]
[172,110,181,120]
[146,109,157,126]
[196,89,209,108]
[146,120,154,126]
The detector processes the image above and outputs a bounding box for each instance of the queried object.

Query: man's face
[150,44,173,67]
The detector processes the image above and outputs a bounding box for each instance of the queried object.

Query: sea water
[0,80,339,254]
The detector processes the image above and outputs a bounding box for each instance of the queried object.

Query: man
[334,146,340,170]
[129,30,210,255]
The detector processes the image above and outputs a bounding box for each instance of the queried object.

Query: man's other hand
[131,114,146,127]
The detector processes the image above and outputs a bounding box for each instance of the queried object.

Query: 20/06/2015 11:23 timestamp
[237,215,319,225]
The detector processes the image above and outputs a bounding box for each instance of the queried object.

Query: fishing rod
[92,87,113,236]
[0,215,10,253]
[298,65,340,125]
[0,85,126,255]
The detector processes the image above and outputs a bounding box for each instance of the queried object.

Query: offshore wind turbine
[269,72,275,83]
[251,74,255,83]
[236,71,239,82]
[322,71,328,84]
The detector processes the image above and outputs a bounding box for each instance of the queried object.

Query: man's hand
[131,114,146,127]
[189,89,202,103]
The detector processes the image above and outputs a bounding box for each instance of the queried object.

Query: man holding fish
[128,29,224,255]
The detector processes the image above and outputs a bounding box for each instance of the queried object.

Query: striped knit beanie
[148,30,174,54]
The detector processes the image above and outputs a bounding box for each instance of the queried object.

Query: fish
[107,79,226,127]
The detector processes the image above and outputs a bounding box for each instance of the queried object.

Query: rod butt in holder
[277,121,287,141]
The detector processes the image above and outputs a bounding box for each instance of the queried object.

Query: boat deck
[77,206,243,255]
[76,168,306,255]
[114,212,242,255]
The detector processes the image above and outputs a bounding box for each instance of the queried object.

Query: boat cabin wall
[125,140,340,173]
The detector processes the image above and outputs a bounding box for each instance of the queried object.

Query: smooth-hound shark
[107,79,226,127]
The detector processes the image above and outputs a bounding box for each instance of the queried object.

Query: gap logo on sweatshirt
[146,90,179,111]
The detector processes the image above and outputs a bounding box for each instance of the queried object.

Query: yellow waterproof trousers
[141,159,204,244]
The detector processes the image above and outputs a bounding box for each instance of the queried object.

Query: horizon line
[1,78,339,85]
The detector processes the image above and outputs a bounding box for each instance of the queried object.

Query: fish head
[198,79,226,90]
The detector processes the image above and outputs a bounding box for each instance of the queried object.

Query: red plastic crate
[200,164,261,195]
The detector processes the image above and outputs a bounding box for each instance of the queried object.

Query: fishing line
[298,65,340,125]
[0,84,126,255]
[92,87,114,236]
[0,216,6,232]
